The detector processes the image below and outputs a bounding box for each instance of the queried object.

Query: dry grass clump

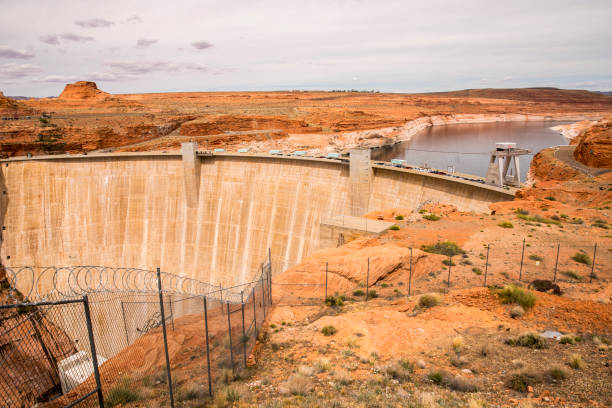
[419,293,441,308]
[569,353,584,369]
[176,384,207,402]
[297,365,315,377]
[384,361,411,381]
[333,369,352,385]
[315,358,331,373]
[509,305,525,318]
[543,366,568,382]
[279,373,313,395]
[497,284,536,309]
[505,370,541,392]
[105,377,141,407]
[452,336,464,352]
[427,370,477,392]
[321,325,337,336]
[415,391,439,408]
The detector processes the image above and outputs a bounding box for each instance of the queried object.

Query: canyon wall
[0,153,512,292]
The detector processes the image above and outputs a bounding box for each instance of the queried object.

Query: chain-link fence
[0,255,272,408]
[272,240,609,305]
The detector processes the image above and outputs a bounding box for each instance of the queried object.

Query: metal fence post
[82,295,104,408]
[519,238,525,281]
[553,242,560,282]
[120,301,129,346]
[325,262,328,301]
[484,244,490,287]
[365,258,370,302]
[203,296,213,397]
[157,268,175,408]
[252,287,257,338]
[590,243,597,283]
[447,255,452,289]
[169,295,175,331]
[226,302,234,372]
[240,291,247,368]
[408,248,413,296]
[268,248,273,305]
[261,266,266,319]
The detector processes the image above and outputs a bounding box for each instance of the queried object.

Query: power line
[375,147,535,156]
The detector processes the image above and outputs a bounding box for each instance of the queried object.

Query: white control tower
[485,142,530,187]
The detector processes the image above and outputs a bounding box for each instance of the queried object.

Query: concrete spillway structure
[0,150,514,288]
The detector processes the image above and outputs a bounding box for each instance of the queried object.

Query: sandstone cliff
[58,81,110,101]
[573,120,612,168]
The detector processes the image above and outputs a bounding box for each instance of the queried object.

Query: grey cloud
[60,33,95,42]
[39,35,60,45]
[0,63,43,80]
[122,15,142,24]
[31,74,80,83]
[105,60,207,76]
[192,41,213,50]
[75,18,114,28]
[0,46,35,59]
[137,39,158,48]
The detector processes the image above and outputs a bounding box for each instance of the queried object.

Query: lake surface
[370,121,571,179]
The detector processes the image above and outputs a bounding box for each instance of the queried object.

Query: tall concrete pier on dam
[0,148,514,290]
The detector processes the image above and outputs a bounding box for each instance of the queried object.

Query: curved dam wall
[0,151,513,290]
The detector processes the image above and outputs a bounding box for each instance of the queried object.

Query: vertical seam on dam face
[0,154,513,285]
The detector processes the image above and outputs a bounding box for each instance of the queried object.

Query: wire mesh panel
[0,299,100,408]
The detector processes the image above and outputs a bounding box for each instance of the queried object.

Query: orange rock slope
[573,119,612,168]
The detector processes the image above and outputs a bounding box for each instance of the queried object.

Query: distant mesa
[59,81,111,101]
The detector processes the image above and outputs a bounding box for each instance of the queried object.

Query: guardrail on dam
[0,147,515,287]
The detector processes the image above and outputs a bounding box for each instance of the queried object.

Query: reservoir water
[370,121,571,179]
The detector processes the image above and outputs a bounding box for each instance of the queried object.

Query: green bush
[506,371,541,392]
[517,213,560,225]
[560,335,575,345]
[395,215,404,220]
[389,225,400,231]
[352,289,365,297]
[427,370,444,384]
[442,259,456,266]
[105,380,141,407]
[497,284,536,309]
[561,270,582,281]
[423,214,441,221]
[472,267,482,275]
[544,196,557,201]
[569,354,584,369]
[367,290,379,299]
[544,366,567,381]
[325,294,345,306]
[571,252,591,265]
[498,221,514,228]
[505,333,547,349]
[515,208,529,215]
[321,325,337,336]
[418,293,441,308]
[421,241,465,257]
[529,254,543,262]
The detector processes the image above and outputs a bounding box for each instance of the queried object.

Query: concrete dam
[0,146,514,290]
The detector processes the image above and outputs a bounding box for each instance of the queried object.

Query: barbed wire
[2,263,270,304]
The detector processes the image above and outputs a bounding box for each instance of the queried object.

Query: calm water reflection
[371,121,571,179]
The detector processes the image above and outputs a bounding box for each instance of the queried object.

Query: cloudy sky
[1,0,611,97]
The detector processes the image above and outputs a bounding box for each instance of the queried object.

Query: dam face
[0,152,513,287]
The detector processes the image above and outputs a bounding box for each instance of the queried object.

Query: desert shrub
[418,293,441,308]
[297,365,315,377]
[544,196,556,201]
[352,289,365,296]
[389,225,400,231]
[380,282,389,288]
[450,355,468,367]
[225,386,241,402]
[427,370,445,384]
[442,259,456,266]
[544,366,567,382]
[333,369,352,385]
[497,284,536,309]
[592,218,610,229]
[423,214,441,221]
[221,368,234,384]
[105,379,141,407]
[561,270,582,281]
[315,358,331,372]
[528,254,543,262]
[569,354,584,369]
[505,371,541,392]
[505,333,547,349]
[559,335,574,345]
[321,325,337,336]
[517,213,560,225]
[571,252,591,265]
[325,294,345,306]
[461,259,473,265]
[472,267,482,275]
[448,375,478,392]
[395,215,404,220]
[384,362,411,381]
[515,208,529,215]
[421,241,465,256]
[452,336,464,352]
[509,305,525,318]
[367,290,379,299]
[569,217,584,224]
[282,374,312,395]
[499,221,514,228]
[177,384,206,402]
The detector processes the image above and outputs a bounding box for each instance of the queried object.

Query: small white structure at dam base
[58,351,107,393]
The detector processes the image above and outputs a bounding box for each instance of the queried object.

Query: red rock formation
[573,120,612,168]
[0,91,35,116]
[180,115,321,136]
[58,81,110,101]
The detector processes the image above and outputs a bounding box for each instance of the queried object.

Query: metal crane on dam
[485,142,530,187]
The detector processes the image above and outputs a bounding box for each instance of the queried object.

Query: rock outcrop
[573,120,612,168]
[0,91,35,116]
[179,115,321,136]
[58,81,110,101]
